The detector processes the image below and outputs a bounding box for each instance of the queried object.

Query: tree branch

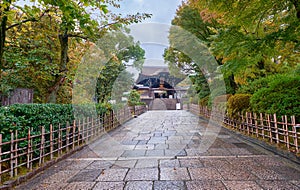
[6,9,50,30]
[6,18,37,30]
[68,33,88,40]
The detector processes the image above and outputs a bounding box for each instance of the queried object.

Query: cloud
[133,0,144,3]
[111,0,182,24]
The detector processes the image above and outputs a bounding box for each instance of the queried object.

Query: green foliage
[127,90,144,106]
[1,1,150,104]
[250,75,300,118]
[0,107,26,141]
[111,70,134,103]
[213,94,232,111]
[227,94,251,118]
[189,74,210,99]
[237,74,278,94]
[3,104,74,129]
[199,96,209,107]
[95,30,145,103]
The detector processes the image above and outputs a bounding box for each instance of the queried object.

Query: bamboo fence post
[39,126,45,166]
[91,117,94,139]
[267,114,272,143]
[108,112,111,131]
[292,116,298,153]
[241,113,244,131]
[87,117,90,141]
[50,124,53,160]
[78,120,81,146]
[260,113,264,139]
[284,115,289,150]
[274,114,279,144]
[66,123,70,152]
[247,112,250,135]
[27,128,32,170]
[98,117,101,135]
[72,121,76,150]
[10,131,14,177]
[14,130,18,177]
[254,113,258,137]
[58,124,62,156]
[111,111,114,130]
[83,118,86,142]
[124,107,126,123]
[0,134,2,183]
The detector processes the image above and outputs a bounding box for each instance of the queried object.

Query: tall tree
[95,30,145,103]
[1,0,151,103]
[189,0,300,83]
[0,1,46,80]
[37,0,150,102]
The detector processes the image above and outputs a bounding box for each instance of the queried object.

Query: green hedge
[250,75,300,120]
[0,103,112,142]
[227,94,251,118]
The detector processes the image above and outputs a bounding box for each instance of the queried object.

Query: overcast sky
[110,0,182,24]
[110,0,182,66]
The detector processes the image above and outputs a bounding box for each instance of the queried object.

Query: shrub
[237,73,290,95]
[0,103,113,140]
[128,90,145,106]
[227,94,251,118]
[213,94,232,111]
[199,96,209,107]
[250,75,300,120]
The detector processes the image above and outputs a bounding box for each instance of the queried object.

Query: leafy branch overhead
[164,0,299,117]
[0,0,151,104]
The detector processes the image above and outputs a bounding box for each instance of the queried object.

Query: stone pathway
[16,111,300,190]
[150,99,167,110]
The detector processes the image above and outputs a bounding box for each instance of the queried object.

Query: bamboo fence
[0,105,147,184]
[188,103,300,154]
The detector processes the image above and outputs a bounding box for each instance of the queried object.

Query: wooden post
[284,115,289,150]
[274,114,279,144]
[78,120,81,146]
[58,124,62,156]
[292,116,298,153]
[254,113,258,137]
[66,123,70,152]
[124,107,126,123]
[91,117,94,139]
[86,117,90,141]
[10,131,14,177]
[0,134,2,183]
[39,126,45,166]
[73,121,76,150]
[14,130,18,176]
[83,118,86,142]
[50,124,53,160]
[260,113,264,139]
[241,113,244,131]
[267,114,272,143]
[27,128,32,170]
[97,117,101,136]
[247,112,251,135]
[111,111,114,130]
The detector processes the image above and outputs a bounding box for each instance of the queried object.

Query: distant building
[133,66,187,109]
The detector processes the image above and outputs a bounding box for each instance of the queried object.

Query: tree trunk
[0,0,11,75]
[291,0,300,19]
[47,31,69,103]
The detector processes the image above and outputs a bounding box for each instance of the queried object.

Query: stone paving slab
[124,181,153,190]
[125,168,158,181]
[15,110,300,190]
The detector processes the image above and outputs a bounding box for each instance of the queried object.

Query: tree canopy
[164,0,299,117]
[0,0,151,104]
